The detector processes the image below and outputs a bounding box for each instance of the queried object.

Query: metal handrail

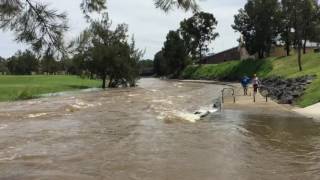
[221,88,236,103]
[259,85,283,103]
[239,85,271,103]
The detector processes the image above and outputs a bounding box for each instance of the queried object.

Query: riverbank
[181,79,319,120]
[182,52,320,107]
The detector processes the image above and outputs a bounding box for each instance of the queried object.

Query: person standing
[252,74,261,95]
[241,75,251,95]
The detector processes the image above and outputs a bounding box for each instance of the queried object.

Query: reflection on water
[0,78,319,180]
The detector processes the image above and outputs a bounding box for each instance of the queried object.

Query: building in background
[200,38,319,64]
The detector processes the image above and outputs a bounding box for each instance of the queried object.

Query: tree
[73,14,142,88]
[289,0,319,71]
[180,11,219,61]
[0,56,8,74]
[233,0,281,59]
[279,0,296,56]
[7,50,39,75]
[153,50,167,76]
[155,0,199,12]
[309,24,320,44]
[162,30,189,76]
[0,0,196,54]
[301,0,319,54]
[0,0,68,54]
[41,50,60,74]
[139,59,153,69]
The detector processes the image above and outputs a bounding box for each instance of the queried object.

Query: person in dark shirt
[241,75,251,95]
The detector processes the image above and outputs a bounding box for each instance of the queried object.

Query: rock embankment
[260,75,316,104]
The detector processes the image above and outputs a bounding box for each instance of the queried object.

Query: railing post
[222,94,224,103]
[222,88,236,104]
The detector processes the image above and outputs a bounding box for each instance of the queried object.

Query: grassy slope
[0,75,100,101]
[182,52,320,107]
[267,53,320,107]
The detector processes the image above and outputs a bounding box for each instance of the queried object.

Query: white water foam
[0,124,8,130]
[27,113,48,118]
[160,110,201,123]
[152,99,173,105]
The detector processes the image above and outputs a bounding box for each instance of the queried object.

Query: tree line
[0,50,66,75]
[233,0,320,71]
[154,11,219,77]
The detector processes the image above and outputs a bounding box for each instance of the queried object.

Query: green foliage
[280,0,320,70]
[0,56,8,73]
[155,11,218,78]
[80,0,107,19]
[182,59,273,81]
[0,0,197,55]
[233,0,281,59]
[154,0,199,12]
[6,50,39,75]
[139,59,154,76]
[0,75,100,101]
[139,59,153,68]
[72,14,143,88]
[41,50,61,74]
[162,30,189,77]
[0,0,68,54]
[16,87,34,100]
[183,52,320,107]
[180,11,219,61]
[153,50,167,76]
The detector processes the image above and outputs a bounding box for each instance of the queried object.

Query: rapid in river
[0,78,319,179]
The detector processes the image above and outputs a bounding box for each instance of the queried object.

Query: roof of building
[203,46,238,60]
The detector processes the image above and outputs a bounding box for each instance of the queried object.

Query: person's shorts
[253,84,258,92]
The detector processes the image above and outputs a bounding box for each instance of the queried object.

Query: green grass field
[182,52,320,107]
[0,75,100,101]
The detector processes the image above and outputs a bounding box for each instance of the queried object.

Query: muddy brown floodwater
[0,78,320,180]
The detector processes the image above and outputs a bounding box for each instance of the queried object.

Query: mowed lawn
[0,75,101,101]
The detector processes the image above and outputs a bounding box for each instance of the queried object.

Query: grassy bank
[0,75,100,101]
[182,52,320,107]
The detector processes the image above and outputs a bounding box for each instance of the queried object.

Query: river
[0,78,319,179]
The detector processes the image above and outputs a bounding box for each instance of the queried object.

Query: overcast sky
[0,0,246,59]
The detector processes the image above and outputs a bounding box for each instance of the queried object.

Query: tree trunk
[285,27,291,56]
[108,76,114,88]
[90,72,94,79]
[199,45,203,63]
[285,38,291,56]
[303,38,307,54]
[297,41,303,71]
[102,74,107,89]
[286,45,290,56]
[258,50,264,59]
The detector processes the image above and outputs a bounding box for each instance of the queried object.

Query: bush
[16,88,34,100]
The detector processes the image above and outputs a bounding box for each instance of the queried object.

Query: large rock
[261,75,316,104]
